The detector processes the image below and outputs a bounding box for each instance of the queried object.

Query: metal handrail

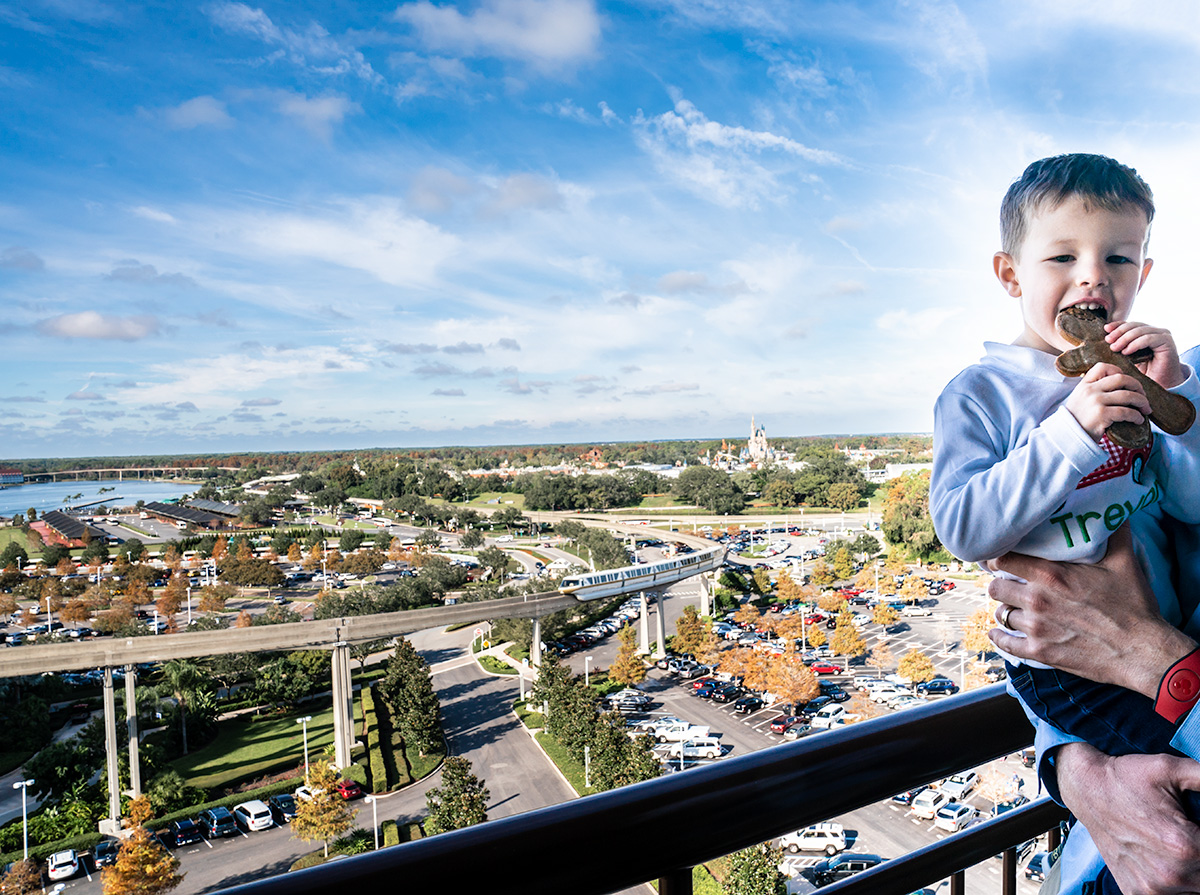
[212,684,1047,895]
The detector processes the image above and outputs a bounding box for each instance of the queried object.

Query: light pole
[365,795,379,850]
[187,585,192,626]
[585,656,593,687]
[296,716,313,783]
[13,779,33,860]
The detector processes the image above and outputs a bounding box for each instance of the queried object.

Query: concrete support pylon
[699,573,712,617]
[102,668,120,826]
[654,592,667,660]
[124,665,141,798]
[638,591,650,654]
[330,643,354,769]
[531,618,542,666]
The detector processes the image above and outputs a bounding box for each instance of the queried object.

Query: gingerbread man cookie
[1055,306,1196,448]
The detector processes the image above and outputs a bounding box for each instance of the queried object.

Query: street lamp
[13,779,33,860]
[364,795,379,850]
[187,585,192,627]
[296,716,313,783]
[584,656,593,687]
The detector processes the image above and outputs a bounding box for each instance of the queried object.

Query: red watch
[1155,648,1200,724]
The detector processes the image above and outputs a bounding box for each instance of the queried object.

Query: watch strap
[1155,647,1200,724]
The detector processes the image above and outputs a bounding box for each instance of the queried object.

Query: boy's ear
[994,252,1021,297]
[1138,257,1154,291]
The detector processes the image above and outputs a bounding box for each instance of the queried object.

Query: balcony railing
[213,684,1064,895]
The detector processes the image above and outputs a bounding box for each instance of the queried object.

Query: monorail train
[558,543,726,601]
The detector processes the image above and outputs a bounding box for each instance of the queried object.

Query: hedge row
[362,686,386,793]
[381,820,399,848]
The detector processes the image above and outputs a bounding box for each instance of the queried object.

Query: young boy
[931,154,1200,894]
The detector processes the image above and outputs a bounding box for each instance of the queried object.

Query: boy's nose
[1076,258,1107,288]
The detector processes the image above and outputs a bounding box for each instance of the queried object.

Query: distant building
[742,416,774,464]
[37,510,108,547]
[0,468,23,485]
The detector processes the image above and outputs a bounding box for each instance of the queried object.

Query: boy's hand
[1065,361,1151,442]
[1106,321,1186,389]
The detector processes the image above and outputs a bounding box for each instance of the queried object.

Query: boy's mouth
[1065,301,1107,320]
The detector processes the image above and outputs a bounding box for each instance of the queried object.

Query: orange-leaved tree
[102,796,182,895]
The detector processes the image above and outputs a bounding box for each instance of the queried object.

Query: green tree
[477,546,510,583]
[722,842,786,895]
[159,660,206,755]
[672,466,745,514]
[826,482,862,512]
[673,606,706,656]
[380,638,443,756]
[881,471,943,561]
[831,548,855,581]
[460,528,484,550]
[338,529,366,553]
[809,560,834,587]
[424,756,489,835]
[609,625,647,686]
[292,756,355,857]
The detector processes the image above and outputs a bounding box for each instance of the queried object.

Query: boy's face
[994,194,1153,354]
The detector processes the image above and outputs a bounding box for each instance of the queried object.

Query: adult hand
[1056,742,1200,895]
[988,524,1196,698]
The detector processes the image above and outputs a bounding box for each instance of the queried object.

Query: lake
[0,480,197,517]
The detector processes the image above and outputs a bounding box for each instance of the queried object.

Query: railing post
[950,869,965,895]
[1049,822,1062,851]
[659,867,693,895]
[1003,847,1017,895]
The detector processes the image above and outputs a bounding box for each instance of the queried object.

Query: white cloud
[277,92,358,139]
[394,0,601,68]
[36,312,162,341]
[164,95,234,130]
[130,206,177,224]
[226,198,460,287]
[633,96,841,208]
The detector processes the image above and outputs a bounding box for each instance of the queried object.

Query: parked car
[1026,851,1057,882]
[891,785,928,805]
[46,850,80,881]
[233,799,273,832]
[782,722,813,741]
[665,737,724,760]
[916,677,960,697]
[268,793,297,824]
[294,785,318,802]
[732,696,765,714]
[995,794,1030,815]
[160,819,202,848]
[934,802,978,832]
[92,839,120,868]
[810,853,885,887]
[809,661,844,675]
[197,806,238,838]
[779,822,846,856]
[769,715,805,734]
[810,704,850,729]
[902,604,933,617]
[911,788,950,819]
[335,779,364,800]
[818,681,850,702]
[711,684,743,703]
[940,771,979,801]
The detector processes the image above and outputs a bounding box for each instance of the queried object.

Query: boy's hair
[1000,153,1155,256]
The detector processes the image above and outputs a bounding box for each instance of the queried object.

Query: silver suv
[779,822,846,856]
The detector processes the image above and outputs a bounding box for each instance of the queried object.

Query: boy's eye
[1107,255,1133,264]
[1049,255,1073,263]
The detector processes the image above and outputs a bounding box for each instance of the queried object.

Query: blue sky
[7,0,1200,458]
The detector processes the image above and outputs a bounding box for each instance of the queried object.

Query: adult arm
[1054,742,1200,895]
[989,524,1196,697]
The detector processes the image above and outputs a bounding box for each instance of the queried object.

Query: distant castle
[743,416,773,463]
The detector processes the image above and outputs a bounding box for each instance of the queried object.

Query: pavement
[0,706,101,825]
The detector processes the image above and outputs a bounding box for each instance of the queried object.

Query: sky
[7,1,1200,458]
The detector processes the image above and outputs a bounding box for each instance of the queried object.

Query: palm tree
[160,660,204,754]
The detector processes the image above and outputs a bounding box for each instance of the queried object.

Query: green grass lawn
[0,529,36,551]
[636,494,683,508]
[173,702,360,791]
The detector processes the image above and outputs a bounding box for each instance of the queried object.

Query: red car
[809,662,844,675]
[334,779,364,800]
[769,715,805,734]
[691,676,717,689]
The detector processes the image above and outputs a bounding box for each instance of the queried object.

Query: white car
[665,737,723,760]
[779,822,846,856]
[47,850,80,881]
[810,704,850,729]
[871,685,908,704]
[934,803,978,832]
[233,799,273,832]
[890,696,926,711]
[902,604,933,617]
[939,772,979,801]
[911,788,951,819]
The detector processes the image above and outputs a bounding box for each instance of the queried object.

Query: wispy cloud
[36,313,163,341]
[164,95,234,129]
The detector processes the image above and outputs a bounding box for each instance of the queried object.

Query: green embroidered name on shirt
[1048,480,1161,548]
